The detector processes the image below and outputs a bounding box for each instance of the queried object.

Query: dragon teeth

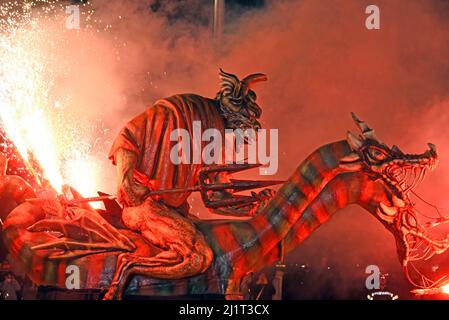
[380,202,398,216]
[392,195,405,208]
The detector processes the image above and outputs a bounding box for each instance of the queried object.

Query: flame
[0,2,107,206]
[442,284,449,295]
[63,153,104,202]
[0,6,63,191]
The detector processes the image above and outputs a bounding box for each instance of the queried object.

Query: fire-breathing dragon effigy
[0,112,448,299]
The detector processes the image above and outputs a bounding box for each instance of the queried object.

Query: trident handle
[26,164,285,209]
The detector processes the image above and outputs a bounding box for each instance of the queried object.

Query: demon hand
[115,148,150,207]
[210,188,275,217]
[250,188,276,215]
[208,168,276,217]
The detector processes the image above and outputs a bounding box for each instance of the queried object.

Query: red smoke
[6,0,449,297]
[93,0,449,298]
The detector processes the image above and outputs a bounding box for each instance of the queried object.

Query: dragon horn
[351,112,379,141]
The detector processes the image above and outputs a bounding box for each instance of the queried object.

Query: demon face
[340,113,448,278]
[216,68,267,131]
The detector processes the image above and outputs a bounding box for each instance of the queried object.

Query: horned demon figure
[0,70,449,300]
[105,69,275,297]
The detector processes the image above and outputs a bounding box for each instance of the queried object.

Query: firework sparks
[411,282,449,297]
[0,1,63,191]
[442,284,449,294]
[0,1,108,205]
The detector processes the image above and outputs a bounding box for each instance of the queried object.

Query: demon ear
[346,131,363,150]
[351,112,379,141]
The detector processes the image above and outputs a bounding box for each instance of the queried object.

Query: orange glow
[0,2,105,204]
[0,11,64,191]
[442,284,449,295]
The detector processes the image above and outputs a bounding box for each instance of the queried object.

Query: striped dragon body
[0,140,396,297]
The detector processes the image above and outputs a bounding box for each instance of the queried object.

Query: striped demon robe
[108,94,226,212]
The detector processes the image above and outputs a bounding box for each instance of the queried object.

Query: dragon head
[340,113,449,286]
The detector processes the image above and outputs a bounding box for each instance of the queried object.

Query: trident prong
[198,164,284,209]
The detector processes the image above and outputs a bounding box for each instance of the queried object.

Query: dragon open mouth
[344,113,449,292]
[383,143,438,196]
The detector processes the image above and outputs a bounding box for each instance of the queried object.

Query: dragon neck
[281,168,393,254]
[248,140,397,272]
[204,140,393,279]
[248,140,354,258]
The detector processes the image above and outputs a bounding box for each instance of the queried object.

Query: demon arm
[115,148,151,207]
[206,171,275,217]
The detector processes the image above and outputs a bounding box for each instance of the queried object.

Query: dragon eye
[367,147,388,161]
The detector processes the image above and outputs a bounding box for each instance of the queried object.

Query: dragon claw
[27,206,135,259]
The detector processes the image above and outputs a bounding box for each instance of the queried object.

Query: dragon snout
[404,143,438,170]
[426,143,438,170]
[428,142,438,158]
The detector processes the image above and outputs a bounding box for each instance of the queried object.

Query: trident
[27,164,285,209]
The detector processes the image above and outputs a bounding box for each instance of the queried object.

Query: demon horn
[219,68,242,97]
[241,73,268,95]
[351,112,379,141]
